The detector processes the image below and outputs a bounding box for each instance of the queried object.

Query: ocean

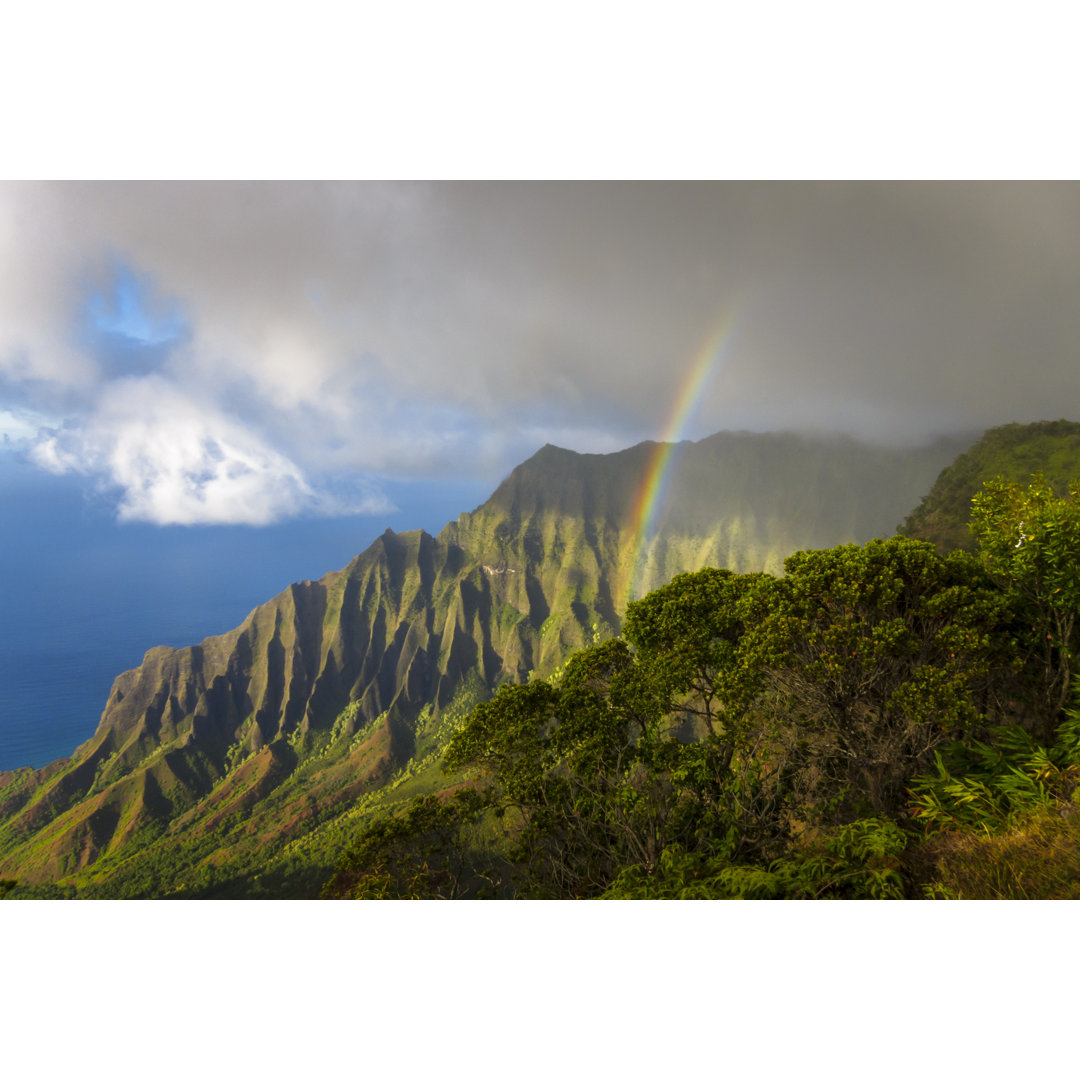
[0,458,492,772]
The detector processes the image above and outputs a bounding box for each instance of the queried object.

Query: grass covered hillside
[900,420,1080,551]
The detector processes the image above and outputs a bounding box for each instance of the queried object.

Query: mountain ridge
[0,426,984,895]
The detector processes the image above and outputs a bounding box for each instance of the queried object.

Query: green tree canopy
[328,512,1077,899]
[742,537,1014,816]
[970,473,1080,725]
[440,572,795,897]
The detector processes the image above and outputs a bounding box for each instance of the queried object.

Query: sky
[5,4,1079,1069]
[2,180,1079,527]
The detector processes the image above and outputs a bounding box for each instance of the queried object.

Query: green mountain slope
[899,420,1080,551]
[0,429,970,897]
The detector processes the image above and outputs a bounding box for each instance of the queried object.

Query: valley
[4,421,1079,899]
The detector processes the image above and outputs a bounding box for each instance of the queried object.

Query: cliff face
[0,429,971,895]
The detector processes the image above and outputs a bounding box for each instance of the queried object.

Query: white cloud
[29,377,394,526]
[0,407,51,446]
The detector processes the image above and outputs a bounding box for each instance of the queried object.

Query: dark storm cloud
[1,181,1078,521]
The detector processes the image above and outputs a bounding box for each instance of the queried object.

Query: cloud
[29,377,394,526]
[0,406,50,447]
[4,181,1080,522]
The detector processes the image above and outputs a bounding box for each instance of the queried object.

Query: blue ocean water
[0,458,493,772]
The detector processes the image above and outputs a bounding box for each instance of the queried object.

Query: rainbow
[619,310,739,606]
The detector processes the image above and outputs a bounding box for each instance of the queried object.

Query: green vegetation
[325,474,1080,900]
[970,472,1080,722]
[900,419,1080,551]
[5,422,1080,899]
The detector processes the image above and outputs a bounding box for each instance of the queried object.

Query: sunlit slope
[899,420,1080,551]
[0,429,970,894]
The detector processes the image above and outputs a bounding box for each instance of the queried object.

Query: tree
[321,789,493,899]
[741,537,1014,817]
[970,473,1080,728]
[619,568,792,853]
[443,643,686,897]
[440,571,795,897]
[621,568,768,745]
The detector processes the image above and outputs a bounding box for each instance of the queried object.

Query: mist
[2,181,1078,524]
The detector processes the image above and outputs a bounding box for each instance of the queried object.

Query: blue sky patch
[79,261,189,376]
